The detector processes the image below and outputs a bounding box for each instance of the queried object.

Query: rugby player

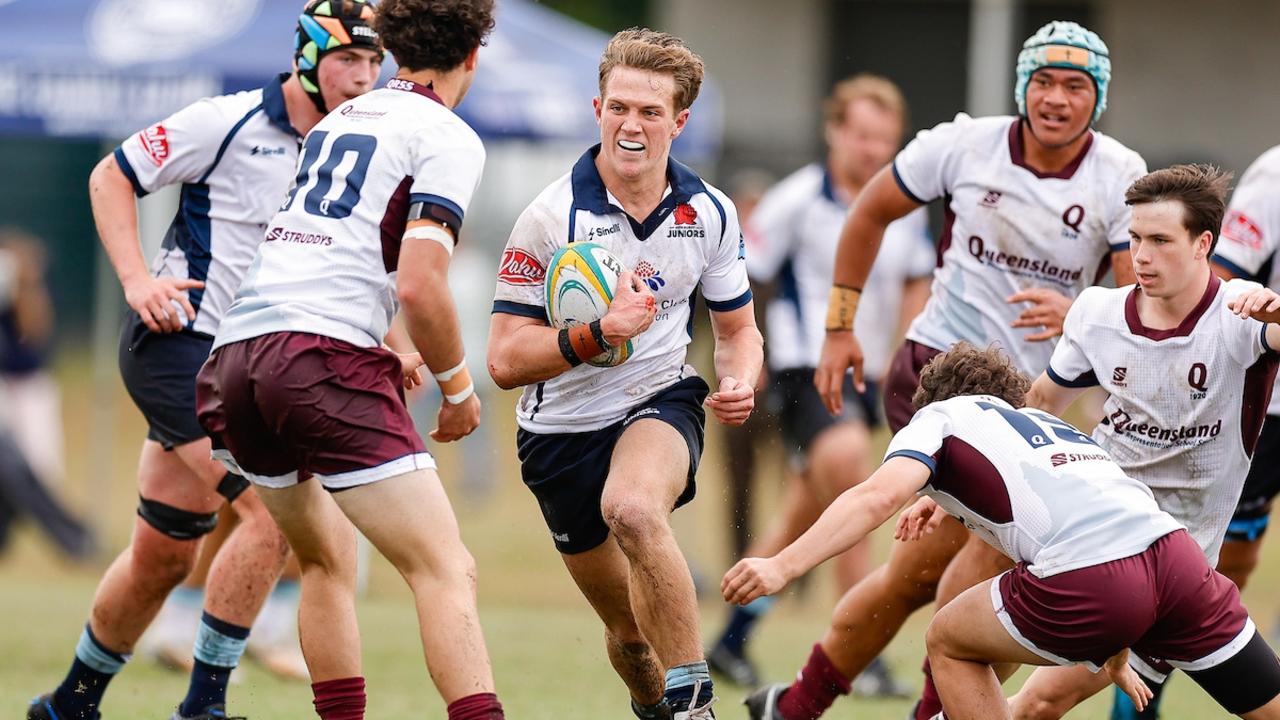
[195,1,505,719]
[487,28,763,720]
[30,3,383,718]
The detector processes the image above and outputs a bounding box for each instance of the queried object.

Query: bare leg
[333,469,496,701]
[562,539,664,705]
[806,422,874,591]
[1008,664,1110,719]
[925,579,1053,720]
[1217,536,1264,590]
[90,441,222,652]
[174,441,290,629]
[255,480,360,683]
[819,515,968,678]
[602,419,702,668]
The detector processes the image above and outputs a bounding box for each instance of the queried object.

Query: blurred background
[1,0,1278,717]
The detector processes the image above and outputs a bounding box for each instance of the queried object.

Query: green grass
[2,358,1276,718]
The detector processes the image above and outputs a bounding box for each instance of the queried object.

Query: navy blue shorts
[516,376,709,555]
[118,313,212,450]
[770,367,879,463]
[1227,415,1280,542]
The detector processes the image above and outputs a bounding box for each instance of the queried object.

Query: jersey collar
[1125,272,1221,340]
[263,73,300,138]
[385,77,446,106]
[570,144,707,240]
[820,166,847,209]
[1007,118,1094,180]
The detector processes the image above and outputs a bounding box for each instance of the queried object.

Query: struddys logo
[137,124,169,167]
[1050,451,1109,467]
[265,226,333,246]
[497,248,545,286]
[635,260,666,292]
[668,203,705,239]
[1105,408,1222,447]
[966,235,1083,287]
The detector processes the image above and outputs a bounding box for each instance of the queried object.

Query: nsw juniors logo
[668,203,705,238]
[674,203,698,225]
[635,260,665,291]
[497,248,545,285]
[137,124,170,167]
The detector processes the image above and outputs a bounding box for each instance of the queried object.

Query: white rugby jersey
[894,113,1146,376]
[1046,276,1278,563]
[114,73,302,337]
[888,395,1182,577]
[747,163,933,379]
[1214,144,1280,416]
[215,79,485,351]
[492,146,751,434]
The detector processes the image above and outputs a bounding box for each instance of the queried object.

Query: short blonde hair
[598,27,705,112]
[823,73,908,129]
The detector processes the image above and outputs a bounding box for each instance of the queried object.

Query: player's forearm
[713,322,763,388]
[485,322,571,389]
[399,283,466,373]
[773,478,904,581]
[1024,373,1081,417]
[89,156,150,289]
[832,209,889,291]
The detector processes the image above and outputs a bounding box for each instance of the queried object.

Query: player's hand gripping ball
[545,242,634,367]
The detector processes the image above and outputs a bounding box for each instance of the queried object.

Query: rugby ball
[545,242,634,367]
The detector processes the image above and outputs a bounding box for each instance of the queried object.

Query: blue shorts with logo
[516,376,709,554]
[118,312,213,450]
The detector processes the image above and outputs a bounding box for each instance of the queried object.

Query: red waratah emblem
[497,248,545,285]
[138,124,170,167]
[674,203,698,225]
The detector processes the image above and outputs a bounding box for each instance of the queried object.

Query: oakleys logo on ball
[498,248,545,285]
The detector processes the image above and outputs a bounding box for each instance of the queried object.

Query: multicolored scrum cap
[1014,20,1111,123]
[294,0,383,113]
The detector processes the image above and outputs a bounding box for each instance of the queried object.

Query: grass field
[2,355,1277,718]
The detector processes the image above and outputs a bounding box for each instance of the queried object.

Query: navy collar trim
[386,77,445,106]
[263,73,299,138]
[570,144,707,239]
[820,166,843,207]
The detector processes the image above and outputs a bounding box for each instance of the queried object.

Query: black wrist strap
[589,319,612,350]
[558,328,584,366]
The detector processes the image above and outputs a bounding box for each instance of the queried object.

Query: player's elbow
[486,355,521,390]
[484,339,521,390]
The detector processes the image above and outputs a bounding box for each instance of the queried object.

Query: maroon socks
[447,692,505,720]
[777,644,852,720]
[312,677,366,720]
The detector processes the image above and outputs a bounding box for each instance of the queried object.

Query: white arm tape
[444,383,475,405]
[433,358,467,382]
[403,224,455,256]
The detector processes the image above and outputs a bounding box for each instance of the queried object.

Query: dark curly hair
[912,342,1031,411]
[372,0,495,73]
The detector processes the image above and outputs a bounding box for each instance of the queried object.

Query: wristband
[589,319,613,350]
[558,328,584,367]
[825,284,862,332]
[433,358,467,382]
[568,323,605,361]
[444,383,475,405]
[435,363,472,399]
